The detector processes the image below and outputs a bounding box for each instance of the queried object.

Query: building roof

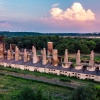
[1,59,100,76]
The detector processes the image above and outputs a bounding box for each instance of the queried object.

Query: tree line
[5,35,100,55]
[0,31,100,37]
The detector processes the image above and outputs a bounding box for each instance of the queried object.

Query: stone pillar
[10,44,12,51]
[32,46,38,64]
[15,46,19,61]
[76,50,81,65]
[7,50,12,60]
[75,50,83,70]
[24,49,28,62]
[87,50,95,71]
[0,43,4,58]
[42,48,47,65]
[62,49,72,68]
[10,44,16,52]
[52,49,58,66]
[47,42,53,56]
[64,49,68,63]
[89,50,94,66]
[32,46,34,53]
[27,53,31,61]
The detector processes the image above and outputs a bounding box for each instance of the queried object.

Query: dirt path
[0,70,85,89]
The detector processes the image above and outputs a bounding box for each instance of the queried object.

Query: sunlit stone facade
[0,42,100,82]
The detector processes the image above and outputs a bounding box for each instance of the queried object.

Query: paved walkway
[0,70,85,88]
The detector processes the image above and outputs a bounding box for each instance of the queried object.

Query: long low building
[0,58,100,82]
[0,42,100,82]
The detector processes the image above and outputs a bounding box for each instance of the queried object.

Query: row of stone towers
[0,41,97,71]
[6,42,59,66]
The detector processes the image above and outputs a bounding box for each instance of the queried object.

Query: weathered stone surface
[42,48,47,65]
[7,50,12,60]
[0,43,4,58]
[15,46,19,61]
[10,44,12,51]
[47,42,53,56]
[89,50,94,66]
[76,50,81,65]
[64,49,68,63]
[0,36,4,58]
[75,50,83,70]
[87,50,95,71]
[52,49,58,66]
[0,42,100,82]
[10,44,16,51]
[32,46,38,64]
[62,49,71,68]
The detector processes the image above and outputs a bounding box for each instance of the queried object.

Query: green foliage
[0,74,72,100]
[4,36,100,55]
[60,78,71,82]
[11,86,53,100]
[0,65,100,100]
[37,88,43,100]
[96,87,100,100]
[11,87,36,100]
[69,85,97,100]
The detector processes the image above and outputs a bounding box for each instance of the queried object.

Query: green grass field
[0,74,72,100]
[0,65,100,100]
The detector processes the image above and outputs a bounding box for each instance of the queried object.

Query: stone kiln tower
[64,49,68,63]
[42,48,47,65]
[0,36,5,58]
[10,44,16,51]
[52,49,58,66]
[15,46,20,61]
[47,42,53,56]
[87,50,95,71]
[32,46,38,64]
[75,50,83,70]
[7,50,12,60]
[76,50,81,65]
[89,50,94,66]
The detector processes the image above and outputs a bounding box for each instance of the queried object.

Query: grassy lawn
[0,74,72,100]
[0,65,100,99]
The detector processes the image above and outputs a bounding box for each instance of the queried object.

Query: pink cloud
[39,16,100,32]
[38,2,98,32]
[50,2,95,21]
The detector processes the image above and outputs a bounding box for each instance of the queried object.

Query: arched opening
[83,65,88,72]
[95,67,99,73]
[83,65,88,69]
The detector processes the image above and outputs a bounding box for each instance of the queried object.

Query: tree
[69,85,97,100]
[87,40,96,50]
[11,87,36,100]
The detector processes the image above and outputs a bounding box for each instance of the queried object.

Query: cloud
[50,2,95,21]
[51,3,59,7]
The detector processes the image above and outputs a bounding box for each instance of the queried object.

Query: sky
[0,0,99,33]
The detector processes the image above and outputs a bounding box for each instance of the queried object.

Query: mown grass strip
[0,71,73,90]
